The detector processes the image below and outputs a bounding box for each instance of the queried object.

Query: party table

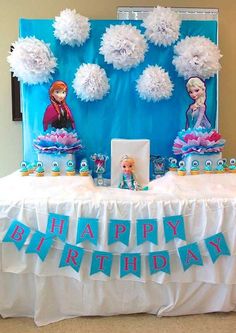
[0,171,236,326]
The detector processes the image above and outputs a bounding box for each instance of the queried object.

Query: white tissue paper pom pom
[142,6,181,47]
[53,9,90,47]
[172,36,222,79]
[7,37,57,84]
[136,65,174,102]
[100,24,148,71]
[73,64,110,101]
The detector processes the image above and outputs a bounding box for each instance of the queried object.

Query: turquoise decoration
[90,250,113,277]
[215,159,225,173]
[66,160,75,172]
[36,161,44,174]
[90,153,108,186]
[204,232,230,263]
[20,19,218,174]
[222,158,229,170]
[120,253,141,278]
[46,213,69,242]
[190,160,200,174]
[148,251,170,275]
[204,159,213,173]
[150,155,166,179]
[163,215,186,243]
[59,243,84,272]
[229,158,236,172]
[20,161,29,175]
[178,242,203,271]
[79,158,89,176]
[169,158,178,171]
[26,230,54,261]
[108,219,130,246]
[51,161,60,175]
[3,220,31,250]
[177,160,186,175]
[76,217,98,245]
[136,219,158,245]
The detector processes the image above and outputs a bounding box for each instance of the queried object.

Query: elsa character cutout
[185,77,211,129]
[43,81,75,131]
[118,155,142,191]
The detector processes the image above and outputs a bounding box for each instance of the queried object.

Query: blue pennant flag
[25,231,54,261]
[3,220,31,250]
[136,219,158,245]
[120,253,141,278]
[108,219,130,246]
[59,243,84,272]
[204,232,231,263]
[178,242,203,271]
[163,215,186,243]
[46,213,69,242]
[90,250,113,277]
[76,217,98,245]
[148,251,170,275]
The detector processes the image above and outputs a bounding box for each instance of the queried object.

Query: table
[0,171,236,326]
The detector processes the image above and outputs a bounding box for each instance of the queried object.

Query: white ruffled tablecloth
[0,171,236,326]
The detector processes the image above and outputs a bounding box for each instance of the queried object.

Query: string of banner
[0,200,234,278]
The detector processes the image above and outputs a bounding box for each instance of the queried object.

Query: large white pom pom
[73,64,110,101]
[142,6,181,47]
[7,37,57,84]
[53,9,90,47]
[172,36,222,79]
[136,65,174,102]
[100,24,148,71]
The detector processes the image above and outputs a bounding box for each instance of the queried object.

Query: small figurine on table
[229,158,236,173]
[79,159,89,176]
[20,161,29,176]
[118,155,142,191]
[204,160,213,174]
[35,161,45,177]
[51,161,60,176]
[215,159,225,174]
[66,160,76,176]
[169,158,178,171]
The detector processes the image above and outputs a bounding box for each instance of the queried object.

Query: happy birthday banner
[2,213,231,277]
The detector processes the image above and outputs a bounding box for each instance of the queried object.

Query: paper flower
[173,128,225,156]
[172,36,222,79]
[53,9,90,47]
[100,24,148,71]
[142,6,181,47]
[34,129,82,154]
[7,37,57,84]
[73,63,110,101]
[136,65,173,102]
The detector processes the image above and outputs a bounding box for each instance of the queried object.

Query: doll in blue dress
[185,77,211,129]
[118,155,142,191]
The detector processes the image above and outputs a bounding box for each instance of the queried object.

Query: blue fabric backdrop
[19,19,217,177]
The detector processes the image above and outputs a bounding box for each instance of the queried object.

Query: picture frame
[11,74,21,121]
[10,46,21,121]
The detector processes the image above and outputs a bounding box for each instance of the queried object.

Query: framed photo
[11,74,21,121]
[10,46,21,121]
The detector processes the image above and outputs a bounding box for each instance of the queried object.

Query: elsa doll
[185,77,211,129]
[118,155,142,191]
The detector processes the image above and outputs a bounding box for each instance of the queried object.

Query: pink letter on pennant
[152,255,167,270]
[10,225,25,242]
[81,224,94,239]
[51,218,64,234]
[143,223,154,239]
[115,224,127,239]
[66,248,79,266]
